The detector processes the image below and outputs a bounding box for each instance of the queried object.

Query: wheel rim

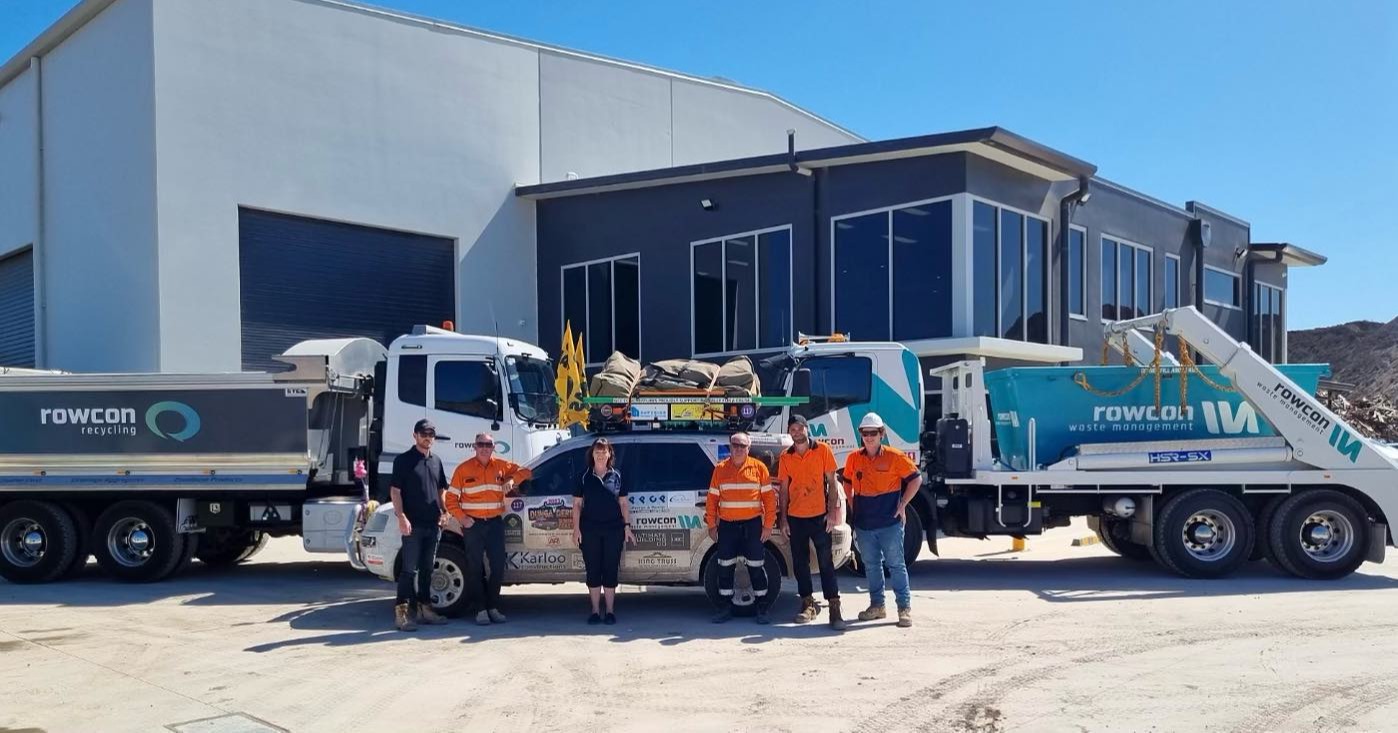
[1181,510,1236,562]
[2,518,46,568]
[431,557,465,609]
[1299,510,1355,563]
[107,518,155,568]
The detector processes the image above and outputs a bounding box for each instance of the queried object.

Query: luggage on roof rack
[583,393,805,433]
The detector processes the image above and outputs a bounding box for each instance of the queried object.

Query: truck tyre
[196,529,264,568]
[0,500,79,584]
[845,508,924,576]
[428,542,472,617]
[1250,495,1286,562]
[92,500,186,582]
[60,502,93,578]
[704,547,782,617]
[1151,488,1254,579]
[1267,490,1369,580]
[1095,517,1152,561]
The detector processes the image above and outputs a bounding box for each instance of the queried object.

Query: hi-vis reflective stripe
[445,487,462,497]
[716,557,740,567]
[708,488,720,495]
[720,501,761,509]
[719,482,762,492]
[719,588,735,596]
[759,486,774,493]
[462,502,503,510]
[462,484,502,495]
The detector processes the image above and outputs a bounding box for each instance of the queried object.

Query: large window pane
[758,230,792,349]
[1068,229,1085,317]
[1164,256,1179,309]
[613,258,640,358]
[434,361,499,419]
[1118,244,1135,321]
[1135,248,1151,316]
[725,236,756,351]
[1026,218,1048,343]
[791,356,874,421]
[1258,284,1273,362]
[834,212,890,341]
[693,242,724,354]
[1101,239,1117,320]
[998,210,1023,340]
[563,266,587,339]
[586,262,612,362]
[1205,268,1240,307]
[973,203,998,337]
[893,201,953,340]
[1271,287,1283,362]
[398,354,426,407]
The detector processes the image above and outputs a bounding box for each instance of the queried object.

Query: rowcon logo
[39,401,201,441]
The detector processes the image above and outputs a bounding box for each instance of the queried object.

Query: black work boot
[711,603,734,624]
[755,605,770,625]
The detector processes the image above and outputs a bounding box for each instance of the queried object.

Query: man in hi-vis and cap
[705,432,777,624]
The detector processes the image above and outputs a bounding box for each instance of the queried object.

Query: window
[1204,266,1241,309]
[834,200,954,342]
[434,360,500,419]
[1254,282,1285,363]
[692,227,792,355]
[398,355,426,407]
[1164,254,1181,310]
[619,443,715,493]
[506,355,559,424]
[561,254,641,364]
[1101,237,1152,321]
[1067,227,1086,319]
[791,356,873,421]
[973,200,1049,342]
[520,447,586,496]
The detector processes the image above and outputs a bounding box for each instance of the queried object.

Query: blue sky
[4,1,1395,329]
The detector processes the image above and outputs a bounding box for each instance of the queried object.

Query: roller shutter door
[0,250,36,368]
[239,209,455,371]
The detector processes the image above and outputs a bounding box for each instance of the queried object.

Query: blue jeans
[855,522,910,610]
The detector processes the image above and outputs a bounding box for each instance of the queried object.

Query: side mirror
[486,398,501,430]
[792,368,812,397]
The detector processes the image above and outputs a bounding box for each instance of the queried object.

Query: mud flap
[928,498,940,557]
[1367,523,1388,564]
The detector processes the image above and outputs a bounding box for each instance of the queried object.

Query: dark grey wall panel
[0,249,35,367]
[238,209,454,371]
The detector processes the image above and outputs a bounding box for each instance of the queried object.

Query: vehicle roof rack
[583,393,806,433]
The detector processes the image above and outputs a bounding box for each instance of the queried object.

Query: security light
[700,199,714,210]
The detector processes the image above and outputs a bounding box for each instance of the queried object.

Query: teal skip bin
[983,364,1330,470]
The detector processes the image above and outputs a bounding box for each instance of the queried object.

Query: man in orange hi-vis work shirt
[446,432,531,626]
[842,412,922,628]
[705,432,777,625]
[777,413,845,630]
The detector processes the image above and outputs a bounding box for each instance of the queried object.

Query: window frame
[1253,280,1285,363]
[1203,265,1243,310]
[430,358,502,421]
[1098,235,1154,323]
[964,196,1051,342]
[1164,253,1182,311]
[560,252,642,366]
[830,196,957,342]
[690,225,794,358]
[1067,225,1088,321]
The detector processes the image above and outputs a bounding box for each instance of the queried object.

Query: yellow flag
[570,331,587,423]
[557,322,576,427]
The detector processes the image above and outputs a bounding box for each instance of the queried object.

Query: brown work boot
[828,598,847,631]
[394,603,418,632]
[417,605,449,625]
[857,604,886,622]
[897,607,913,628]
[793,596,821,624]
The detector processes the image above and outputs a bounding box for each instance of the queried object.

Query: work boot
[793,596,821,624]
[394,603,418,632]
[755,607,770,625]
[711,604,734,624]
[487,609,507,623]
[828,598,848,631]
[857,604,886,622]
[417,605,449,625]
[897,607,913,628]
[474,610,492,626]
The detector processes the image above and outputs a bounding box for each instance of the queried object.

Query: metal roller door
[0,249,36,368]
[238,209,455,371]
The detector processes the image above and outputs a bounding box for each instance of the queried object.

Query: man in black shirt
[390,419,451,631]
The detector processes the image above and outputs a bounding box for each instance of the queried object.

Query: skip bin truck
[0,326,567,584]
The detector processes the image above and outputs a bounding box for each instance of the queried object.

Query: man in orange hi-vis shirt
[705,432,776,625]
[446,432,531,626]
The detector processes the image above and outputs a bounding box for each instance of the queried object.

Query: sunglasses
[474,441,495,448]
[859,430,882,437]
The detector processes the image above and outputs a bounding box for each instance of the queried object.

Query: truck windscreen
[507,355,560,425]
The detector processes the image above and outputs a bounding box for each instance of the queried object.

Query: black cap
[414,419,437,435]
[787,414,808,428]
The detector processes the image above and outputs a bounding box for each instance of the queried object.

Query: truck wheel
[0,500,79,584]
[60,502,93,578]
[196,529,264,568]
[429,542,472,617]
[704,547,782,617]
[92,500,186,582]
[1151,488,1254,579]
[1250,496,1286,562]
[1267,490,1369,580]
[1096,517,1152,561]
[903,504,924,566]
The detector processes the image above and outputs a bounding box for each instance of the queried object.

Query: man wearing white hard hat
[840,412,922,628]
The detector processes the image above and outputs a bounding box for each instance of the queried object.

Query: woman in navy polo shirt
[572,437,636,624]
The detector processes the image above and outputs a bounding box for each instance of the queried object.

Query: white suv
[356,431,854,616]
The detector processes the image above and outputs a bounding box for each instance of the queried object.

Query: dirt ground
[4,520,1398,733]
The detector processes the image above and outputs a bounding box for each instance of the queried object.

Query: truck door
[617,441,714,583]
[512,445,587,581]
[426,356,514,472]
[786,355,874,463]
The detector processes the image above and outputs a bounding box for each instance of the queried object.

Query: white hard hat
[859,413,885,430]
